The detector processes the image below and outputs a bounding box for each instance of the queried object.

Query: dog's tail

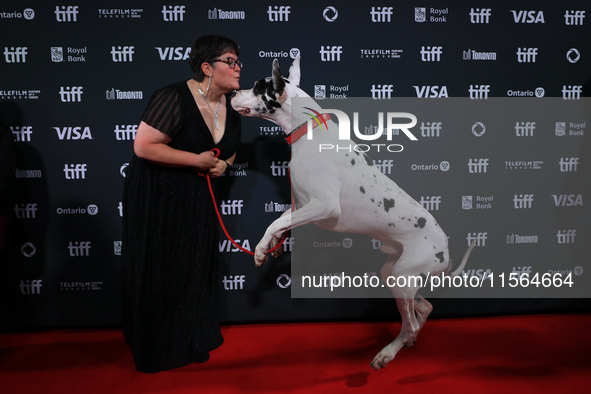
[446,239,477,277]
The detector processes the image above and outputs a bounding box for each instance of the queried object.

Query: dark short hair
[189,35,240,81]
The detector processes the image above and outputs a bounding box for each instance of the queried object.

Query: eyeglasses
[210,57,243,69]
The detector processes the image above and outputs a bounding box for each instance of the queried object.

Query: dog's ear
[272,58,285,95]
[287,56,301,87]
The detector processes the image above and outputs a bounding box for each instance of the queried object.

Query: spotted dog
[231,57,475,370]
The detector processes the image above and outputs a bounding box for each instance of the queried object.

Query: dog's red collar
[286,113,331,145]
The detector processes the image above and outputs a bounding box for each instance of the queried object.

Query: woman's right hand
[195,150,219,173]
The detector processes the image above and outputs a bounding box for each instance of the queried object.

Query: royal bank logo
[415,7,448,23]
[315,85,326,98]
[555,121,585,137]
[462,195,493,210]
[51,47,87,62]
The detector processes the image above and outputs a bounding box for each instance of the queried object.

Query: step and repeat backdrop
[1,1,590,329]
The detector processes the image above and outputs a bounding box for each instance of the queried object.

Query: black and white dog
[231,58,475,370]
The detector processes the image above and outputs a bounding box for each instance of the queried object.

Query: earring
[206,75,212,93]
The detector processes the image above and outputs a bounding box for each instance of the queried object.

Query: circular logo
[439,161,450,172]
[342,238,353,248]
[574,266,583,276]
[120,163,129,177]
[87,204,99,215]
[276,274,291,288]
[323,6,338,22]
[567,48,580,64]
[535,87,545,97]
[21,242,36,257]
[472,122,486,137]
[23,8,35,20]
[290,48,301,59]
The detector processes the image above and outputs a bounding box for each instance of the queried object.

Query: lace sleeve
[141,85,182,138]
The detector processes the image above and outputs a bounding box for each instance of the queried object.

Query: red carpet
[1,314,590,393]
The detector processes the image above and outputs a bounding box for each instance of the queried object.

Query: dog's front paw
[254,244,269,267]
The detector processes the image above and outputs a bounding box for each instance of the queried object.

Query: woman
[121,35,242,373]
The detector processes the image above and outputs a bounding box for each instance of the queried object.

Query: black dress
[121,82,241,373]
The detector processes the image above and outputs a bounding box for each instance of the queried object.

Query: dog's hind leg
[406,294,432,348]
[371,246,436,370]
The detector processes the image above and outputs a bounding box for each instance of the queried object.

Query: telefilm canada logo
[300,106,418,154]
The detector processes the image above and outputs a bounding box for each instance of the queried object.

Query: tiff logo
[467,232,488,247]
[320,45,342,61]
[223,275,245,290]
[562,85,582,100]
[59,86,83,102]
[55,6,78,22]
[513,194,534,209]
[63,164,87,179]
[14,203,37,219]
[420,46,442,62]
[268,6,290,21]
[468,158,489,173]
[515,122,536,136]
[517,47,538,62]
[162,5,185,21]
[4,47,27,63]
[557,229,576,244]
[564,10,585,25]
[371,6,393,22]
[419,196,442,211]
[373,159,393,175]
[271,161,289,176]
[12,126,33,142]
[469,84,490,99]
[68,241,91,256]
[221,200,244,215]
[559,157,579,172]
[20,280,42,295]
[420,122,442,137]
[470,8,491,23]
[371,84,393,99]
[111,46,134,62]
[114,125,138,140]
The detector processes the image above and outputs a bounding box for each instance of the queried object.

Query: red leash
[201,148,287,256]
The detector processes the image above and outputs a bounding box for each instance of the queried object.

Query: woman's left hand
[208,159,228,178]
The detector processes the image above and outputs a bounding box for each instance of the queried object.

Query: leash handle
[202,148,288,257]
